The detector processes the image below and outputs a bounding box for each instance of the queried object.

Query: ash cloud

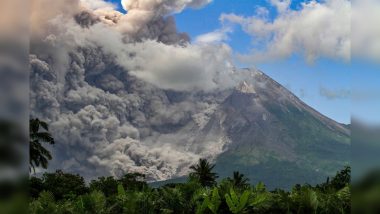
[93,0,212,44]
[30,0,239,180]
[30,44,231,180]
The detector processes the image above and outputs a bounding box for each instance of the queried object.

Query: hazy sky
[108,0,354,124]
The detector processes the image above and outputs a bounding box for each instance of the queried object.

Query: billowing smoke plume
[95,0,212,44]
[30,0,243,180]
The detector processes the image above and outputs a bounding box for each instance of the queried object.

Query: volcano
[153,68,350,189]
[212,69,350,189]
[31,51,350,189]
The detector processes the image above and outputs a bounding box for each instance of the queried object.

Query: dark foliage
[29,167,351,214]
[119,172,148,191]
[29,176,44,199]
[189,158,219,187]
[227,171,250,189]
[29,118,55,172]
[90,176,119,197]
[316,166,351,192]
[41,170,88,200]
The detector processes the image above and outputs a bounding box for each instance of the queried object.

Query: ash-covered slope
[212,69,350,189]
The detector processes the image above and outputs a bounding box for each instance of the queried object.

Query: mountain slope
[149,68,350,189]
[212,69,350,189]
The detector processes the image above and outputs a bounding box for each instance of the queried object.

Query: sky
[104,0,378,125]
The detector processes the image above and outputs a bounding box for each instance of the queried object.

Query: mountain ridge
[209,69,350,189]
[152,68,350,189]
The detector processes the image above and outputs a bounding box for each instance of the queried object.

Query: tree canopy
[29,165,351,214]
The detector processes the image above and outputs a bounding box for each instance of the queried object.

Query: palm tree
[29,118,55,172]
[189,158,218,187]
[228,171,250,189]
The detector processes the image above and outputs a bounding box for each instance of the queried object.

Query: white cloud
[220,0,351,63]
[194,27,232,44]
[123,41,236,91]
[269,0,291,13]
[80,0,116,10]
[121,0,212,14]
[352,0,380,63]
[255,6,269,18]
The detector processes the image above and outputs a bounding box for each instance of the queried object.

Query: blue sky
[108,0,355,124]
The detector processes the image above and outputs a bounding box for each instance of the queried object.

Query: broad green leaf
[230,188,239,204]
[196,199,208,214]
[117,184,126,196]
[238,190,250,211]
[251,193,269,206]
[203,188,221,214]
[225,194,236,213]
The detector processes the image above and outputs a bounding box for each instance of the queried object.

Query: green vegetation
[28,119,351,213]
[29,161,351,214]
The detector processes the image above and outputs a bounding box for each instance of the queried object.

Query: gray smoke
[30,45,233,180]
[30,0,246,180]
[119,0,211,39]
